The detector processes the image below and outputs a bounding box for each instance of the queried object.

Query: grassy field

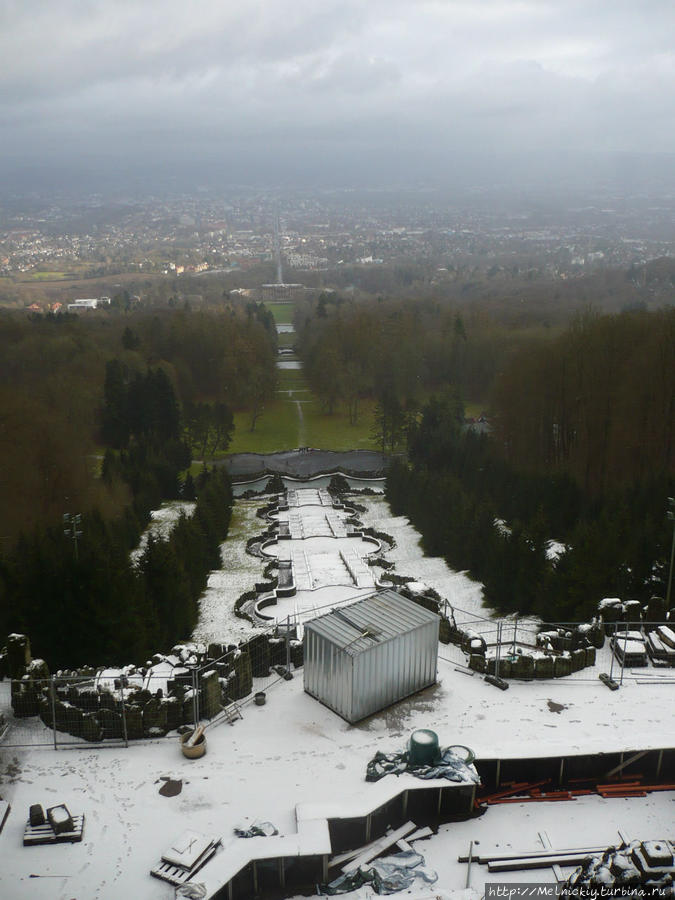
[264,301,295,324]
[227,394,377,454]
[21,271,72,281]
[276,330,296,349]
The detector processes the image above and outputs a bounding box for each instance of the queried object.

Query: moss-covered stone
[81,712,103,742]
[554,655,572,677]
[98,707,124,740]
[143,697,168,737]
[290,640,304,668]
[469,654,486,673]
[247,634,271,678]
[200,669,222,719]
[124,704,144,740]
[571,648,587,673]
[6,633,31,679]
[535,656,554,679]
[513,654,535,680]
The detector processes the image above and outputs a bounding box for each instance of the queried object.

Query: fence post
[495,621,501,679]
[120,679,128,748]
[192,668,200,730]
[286,616,291,673]
[620,622,629,686]
[609,623,616,681]
[50,675,57,750]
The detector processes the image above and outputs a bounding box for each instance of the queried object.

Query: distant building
[261,283,305,300]
[66,297,111,312]
[67,298,99,311]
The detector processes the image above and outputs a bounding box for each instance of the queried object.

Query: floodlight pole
[63,512,83,561]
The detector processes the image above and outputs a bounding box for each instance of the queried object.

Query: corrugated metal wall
[304,594,439,723]
[350,619,438,722]
[304,626,354,721]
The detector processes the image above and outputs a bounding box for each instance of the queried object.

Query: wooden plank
[342,821,417,873]
[489,852,595,872]
[487,795,575,805]
[408,826,433,843]
[599,790,647,798]
[552,863,564,882]
[459,845,610,864]
[329,830,394,869]
[396,839,412,852]
[478,780,549,803]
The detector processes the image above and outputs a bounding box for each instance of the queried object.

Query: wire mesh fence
[441,607,675,685]
[0,622,304,750]
[2,606,672,750]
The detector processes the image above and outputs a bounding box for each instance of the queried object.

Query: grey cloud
[2,0,674,186]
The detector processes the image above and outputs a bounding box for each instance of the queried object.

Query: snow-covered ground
[130,500,196,565]
[360,496,489,620]
[1,655,673,900]
[1,488,673,900]
[192,499,268,645]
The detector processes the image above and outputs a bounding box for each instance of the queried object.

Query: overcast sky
[2,0,675,189]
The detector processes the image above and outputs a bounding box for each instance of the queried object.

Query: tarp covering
[233,821,279,838]
[365,745,479,784]
[323,850,438,895]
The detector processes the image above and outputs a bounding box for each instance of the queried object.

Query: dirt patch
[547,699,568,714]
[158,777,183,797]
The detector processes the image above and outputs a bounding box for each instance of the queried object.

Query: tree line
[0,305,276,547]
[385,309,674,621]
[0,304,277,666]
[0,467,233,668]
[294,293,552,436]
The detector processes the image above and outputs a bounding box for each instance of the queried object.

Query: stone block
[97,707,124,740]
[571,648,587,673]
[246,634,270,678]
[200,669,221,719]
[6,633,31,679]
[535,656,554,679]
[143,697,168,737]
[124,704,144,740]
[554,655,572,677]
[80,712,103,742]
[162,696,182,731]
[469,654,486,673]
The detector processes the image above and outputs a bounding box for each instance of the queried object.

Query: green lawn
[265,302,295,324]
[276,330,296,349]
[21,270,70,281]
[226,394,378,454]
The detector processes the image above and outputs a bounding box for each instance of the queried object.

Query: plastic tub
[180,730,207,759]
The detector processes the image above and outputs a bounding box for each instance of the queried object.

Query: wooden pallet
[23,814,84,846]
[150,838,220,886]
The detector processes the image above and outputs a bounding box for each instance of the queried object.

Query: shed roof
[305,590,439,656]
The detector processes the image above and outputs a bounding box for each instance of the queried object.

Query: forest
[296,296,675,621]
[1,289,673,666]
[0,304,278,666]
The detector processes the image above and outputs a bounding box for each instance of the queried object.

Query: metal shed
[303,590,439,724]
